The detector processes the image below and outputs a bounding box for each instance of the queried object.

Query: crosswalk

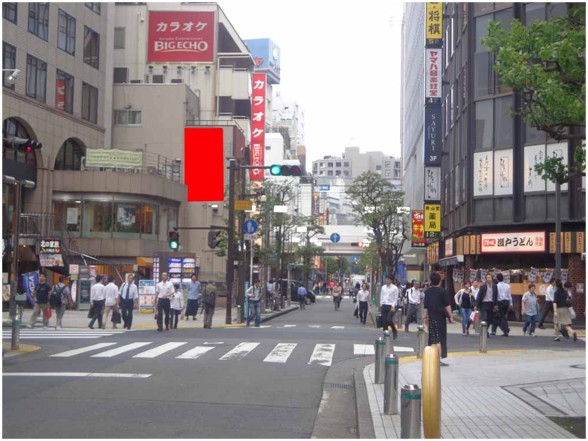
[2,328,126,340]
[48,341,412,366]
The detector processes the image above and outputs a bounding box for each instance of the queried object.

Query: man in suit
[119,274,139,330]
[475,273,498,336]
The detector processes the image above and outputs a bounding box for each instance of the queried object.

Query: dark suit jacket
[476,283,498,307]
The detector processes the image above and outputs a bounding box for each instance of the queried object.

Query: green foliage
[535,145,586,184]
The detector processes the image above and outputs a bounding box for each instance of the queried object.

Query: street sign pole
[225,159,236,324]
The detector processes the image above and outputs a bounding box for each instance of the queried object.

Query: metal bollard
[374,337,386,384]
[422,345,441,439]
[401,384,422,439]
[480,321,488,353]
[11,315,20,351]
[474,311,480,334]
[237,305,242,324]
[383,354,399,415]
[383,330,392,356]
[416,325,426,359]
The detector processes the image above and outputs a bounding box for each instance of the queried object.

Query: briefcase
[111,311,122,324]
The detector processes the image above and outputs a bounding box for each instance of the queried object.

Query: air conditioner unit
[130,79,142,84]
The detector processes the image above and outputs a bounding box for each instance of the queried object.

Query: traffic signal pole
[225,159,237,324]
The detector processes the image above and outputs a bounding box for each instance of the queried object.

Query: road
[3,296,583,438]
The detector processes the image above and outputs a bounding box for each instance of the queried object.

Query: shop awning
[438,255,464,267]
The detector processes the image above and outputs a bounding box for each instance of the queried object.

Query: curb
[355,364,376,439]
[2,342,41,358]
[260,305,299,323]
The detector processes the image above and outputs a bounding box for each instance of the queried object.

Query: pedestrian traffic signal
[269,164,302,176]
[168,229,180,250]
[208,229,221,249]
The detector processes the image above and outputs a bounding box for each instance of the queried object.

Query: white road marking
[51,343,117,357]
[176,346,215,360]
[3,372,151,378]
[354,344,375,355]
[308,344,335,366]
[282,325,296,328]
[309,325,321,328]
[4,336,105,340]
[331,326,345,329]
[219,342,260,361]
[259,325,272,328]
[263,343,297,363]
[133,342,187,358]
[203,342,224,345]
[392,346,414,353]
[91,342,151,357]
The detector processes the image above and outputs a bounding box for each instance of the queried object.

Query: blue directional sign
[319,184,330,191]
[244,219,258,234]
[330,233,341,243]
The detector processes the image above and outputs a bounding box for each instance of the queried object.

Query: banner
[425,167,441,201]
[85,149,143,168]
[480,232,546,253]
[250,73,266,181]
[424,106,442,166]
[411,210,426,248]
[424,204,441,239]
[21,271,39,306]
[56,79,65,110]
[473,151,493,197]
[139,280,156,314]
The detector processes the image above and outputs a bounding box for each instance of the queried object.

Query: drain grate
[324,382,353,390]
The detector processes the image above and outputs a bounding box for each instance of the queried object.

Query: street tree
[346,171,409,280]
[483,5,586,277]
[294,216,325,286]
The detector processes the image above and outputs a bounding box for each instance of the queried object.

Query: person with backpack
[50,276,73,330]
[202,281,217,329]
[29,273,52,329]
[297,284,307,310]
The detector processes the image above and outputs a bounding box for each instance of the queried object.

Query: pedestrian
[185,273,201,320]
[357,282,370,325]
[454,282,475,336]
[88,275,105,329]
[155,272,174,331]
[538,278,556,329]
[332,282,343,310]
[380,275,399,339]
[423,272,453,366]
[102,275,120,329]
[474,273,498,336]
[492,273,512,336]
[405,280,425,332]
[246,280,262,326]
[561,281,575,337]
[29,273,52,329]
[553,279,577,342]
[119,274,139,330]
[297,284,307,310]
[170,283,184,329]
[202,280,217,329]
[521,284,538,336]
[49,276,73,330]
[267,278,276,309]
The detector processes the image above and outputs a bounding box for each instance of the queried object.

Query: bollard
[422,345,441,439]
[11,315,20,351]
[401,384,422,439]
[237,305,242,324]
[479,321,488,353]
[374,337,386,384]
[383,354,399,415]
[383,330,392,357]
[416,325,426,359]
[474,311,480,334]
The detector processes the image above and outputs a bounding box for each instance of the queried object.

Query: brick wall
[568,253,586,324]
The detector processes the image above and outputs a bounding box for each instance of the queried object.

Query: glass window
[525,121,547,146]
[327,171,333,176]
[548,3,568,19]
[3,42,16,90]
[475,99,493,150]
[494,8,513,30]
[57,9,76,55]
[344,162,349,167]
[83,26,100,69]
[82,201,113,237]
[167,206,178,232]
[2,118,36,167]
[82,82,98,123]
[56,69,74,113]
[473,3,493,14]
[85,3,101,14]
[327,162,333,167]
[141,204,157,236]
[525,3,544,24]
[494,96,513,148]
[474,52,492,97]
[114,27,125,49]
[53,201,81,236]
[3,3,17,23]
[114,202,140,236]
[336,162,341,167]
[26,54,47,102]
[28,3,49,41]
[55,138,85,170]
[475,14,492,52]
[113,67,129,84]
[114,110,142,126]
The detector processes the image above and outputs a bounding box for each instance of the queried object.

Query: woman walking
[553,279,577,342]
[357,283,370,325]
[454,281,475,336]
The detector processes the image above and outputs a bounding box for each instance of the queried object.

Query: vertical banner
[426,3,443,46]
[425,48,442,104]
[424,167,441,201]
[21,271,39,306]
[524,144,546,193]
[411,210,426,248]
[250,73,266,181]
[473,151,494,196]
[424,106,442,166]
[424,203,441,239]
[494,149,513,196]
[56,79,65,110]
[184,128,224,202]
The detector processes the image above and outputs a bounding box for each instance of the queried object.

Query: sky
[215,0,404,165]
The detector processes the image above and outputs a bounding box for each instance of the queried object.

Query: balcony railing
[19,212,55,239]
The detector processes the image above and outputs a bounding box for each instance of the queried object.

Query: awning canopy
[438,255,464,267]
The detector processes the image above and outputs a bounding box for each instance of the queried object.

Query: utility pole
[225,159,236,324]
[238,164,247,321]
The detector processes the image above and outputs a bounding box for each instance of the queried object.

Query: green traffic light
[270,165,282,175]
[169,240,179,250]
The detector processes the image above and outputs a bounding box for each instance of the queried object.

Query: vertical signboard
[494,149,513,196]
[184,128,224,202]
[250,73,266,181]
[473,151,494,197]
[426,3,443,46]
[425,48,442,104]
[424,203,441,239]
[424,106,442,166]
[424,167,441,201]
[55,79,65,110]
[411,210,427,248]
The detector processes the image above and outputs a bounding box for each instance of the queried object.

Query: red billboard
[184,128,224,202]
[55,79,65,110]
[148,11,215,62]
[250,73,266,181]
[411,210,427,248]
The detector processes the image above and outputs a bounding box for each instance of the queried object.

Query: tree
[294,216,324,285]
[346,172,409,281]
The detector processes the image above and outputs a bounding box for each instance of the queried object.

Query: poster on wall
[452,269,464,283]
[473,151,493,196]
[469,269,477,283]
[424,167,441,201]
[139,280,156,314]
[546,143,569,192]
[524,145,546,193]
[493,149,513,196]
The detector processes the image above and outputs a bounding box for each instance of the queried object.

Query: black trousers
[171,309,181,328]
[359,301,368,324]
[480,302,494,331]
[428,316,448,359]
[120,299,134,329]
[539,301,553,326]
[89,300,105,328]
[492,300,510,334]
[157,298,171,330]
[380,305,397,333]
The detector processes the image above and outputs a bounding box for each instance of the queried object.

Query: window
[336,162,341,167]
[55,138,85,170]
[81,82,98,123]
[115,202,140,235]
[83,201,113,237]
[3,118,36,167]
[327,162,333,168]
[114,110,142,126]
[141,204,158,236]
[152,74,164,83]
[26,54,47,102]
[3,43,16,90]
[83,26,100,69]
[494,96,513,148]
[56,69,74,113]
[344,162,349,167]
[114,27,125,49]
[57,9,76,55]
[113,67,129,84]
[28,3,49,41]
[475,99,493,150]
[85,3,101,15]
[3,2,17,23]
[475,14,491,52]
[53,201,81,236]
[474,52,492,97]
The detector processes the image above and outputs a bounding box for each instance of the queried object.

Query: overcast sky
[216,0,404,165]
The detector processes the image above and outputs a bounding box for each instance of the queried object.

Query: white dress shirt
[104,282,119,306]
[497,281,512,305]
[90,282,105,302]
[545,285,555,302]
[119,282,139,301]
[407,287,424,305]
[156,280,174,299]
[170,291,184,310]
[357,289,370,302]
[380,283,399,306]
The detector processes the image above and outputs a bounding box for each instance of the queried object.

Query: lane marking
[308,344,335,366]
[263,343,297,363]
[133,342,187,358]
[203,342,224,345]
[219,342,260,361]
[392,345,415,353]
[354,344,375,355]
[3,372,151,378]
[91,342,151,358]
[309,325,321,328]
[176,346,215,359]
[4,336,105,340]
[282,325,296,328]
[51,343,117,357]
[331,326,345,329]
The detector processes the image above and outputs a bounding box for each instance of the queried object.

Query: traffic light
[168,229,179,250]
[208,229,221,249]
[5,137,43,153]
[269,164,302,176]
[350,242,363,247]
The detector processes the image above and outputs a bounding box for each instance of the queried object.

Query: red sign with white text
[148,11,215,62]
[411,210,427,248]
[55,79,65,110]
[184,128,224,202]
[250,73,266,181]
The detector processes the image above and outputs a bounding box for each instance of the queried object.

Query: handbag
[565,297,573,307]
[44,307,52,319]
[353,305,359,318]
[111,310,122,324]
[569,307,576,320]
[87,305,96,319]
[469,310,478,322]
